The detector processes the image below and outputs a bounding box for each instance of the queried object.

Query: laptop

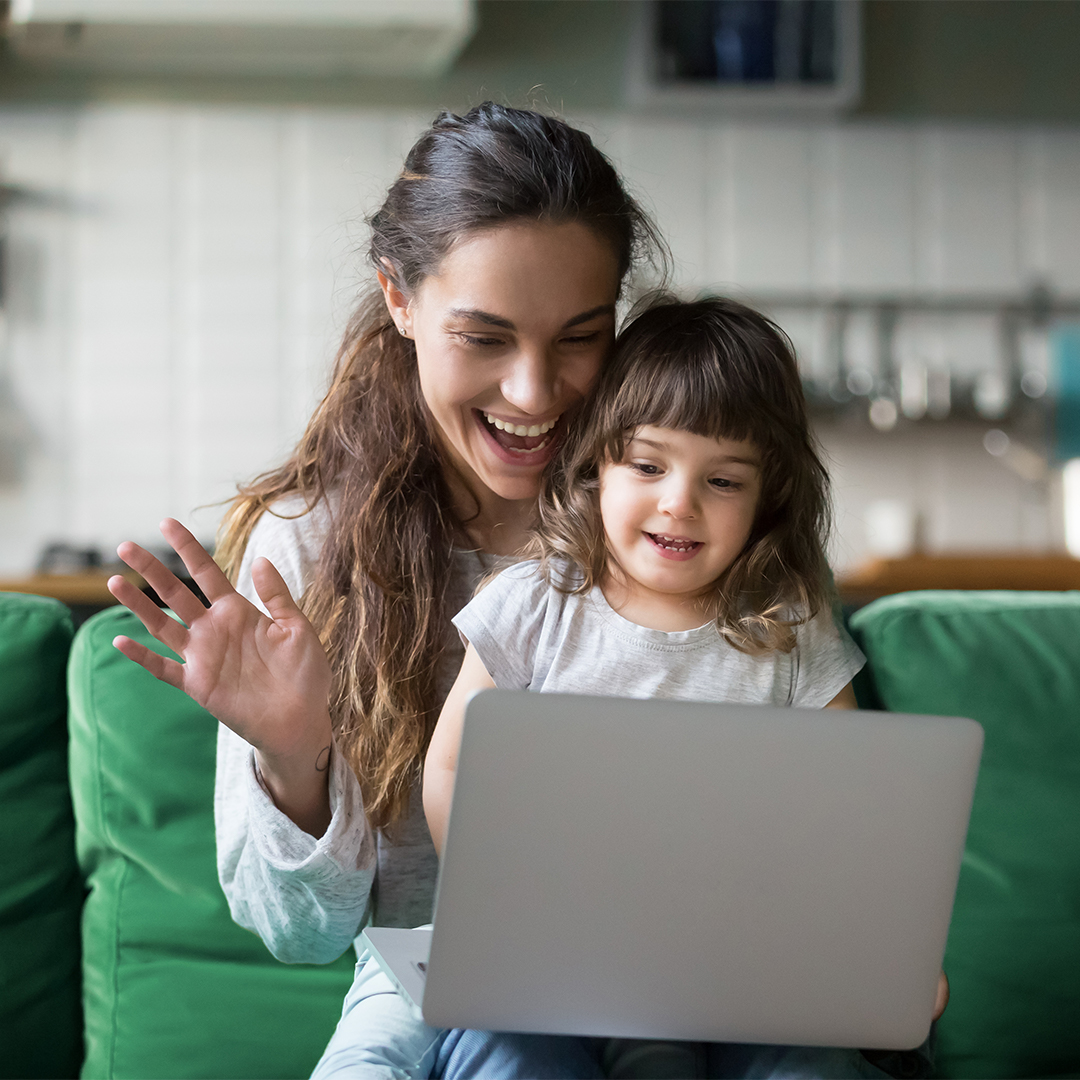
[363,689,982,1051]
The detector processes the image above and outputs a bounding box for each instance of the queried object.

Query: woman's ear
[376,258,412,338]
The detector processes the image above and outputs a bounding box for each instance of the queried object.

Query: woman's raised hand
[108,520,335,835]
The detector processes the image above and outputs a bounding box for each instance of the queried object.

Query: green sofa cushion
[0,593,82,1080]
[849,591,1080,1080]
[68,605,356,1080]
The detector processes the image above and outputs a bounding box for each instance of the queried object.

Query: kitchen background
[2,0,1080,582]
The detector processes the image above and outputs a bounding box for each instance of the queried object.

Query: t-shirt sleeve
[215,498,377,963]
[452,561,551,690]
[790,607,866,708]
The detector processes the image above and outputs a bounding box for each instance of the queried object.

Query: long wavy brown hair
[531,296,832,655]
[215,104,665,829]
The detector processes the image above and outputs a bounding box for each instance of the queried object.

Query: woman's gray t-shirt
[214,496,506,963]
[453,560,864,709]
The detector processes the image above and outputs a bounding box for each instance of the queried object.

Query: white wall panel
[725,124,816,290]
[69,107,176,547]
[915,129,1022,292]
[1037,131,1080,292]
[822,125,918,293]
[2,105,1080,574]
[701,124,737,290]
[600,120,708,288]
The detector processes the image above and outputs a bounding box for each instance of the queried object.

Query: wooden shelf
[0,571,143,606]
[838,554,1080,604]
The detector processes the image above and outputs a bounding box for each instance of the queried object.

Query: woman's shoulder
[247,492,336,552]
[237,491,339,608]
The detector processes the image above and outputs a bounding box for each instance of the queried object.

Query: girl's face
[598,426,762,629]
[384,221,620,508]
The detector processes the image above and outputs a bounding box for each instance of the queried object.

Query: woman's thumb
[251,557,302,622]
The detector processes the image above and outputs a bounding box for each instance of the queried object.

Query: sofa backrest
[0,592,82,1080]
[850,590,1080,1080]
[68,605,356,1080]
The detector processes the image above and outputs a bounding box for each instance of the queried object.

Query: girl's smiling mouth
[646,532,703,560]
[475,409,563,464]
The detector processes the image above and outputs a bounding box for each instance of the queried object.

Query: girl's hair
[533,296,832,655]
[215,103,665,830]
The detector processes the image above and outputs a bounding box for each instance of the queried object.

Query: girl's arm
[824,681,858,709]
[423,643,495,858]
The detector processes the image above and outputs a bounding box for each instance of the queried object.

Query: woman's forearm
[255,744,334,838]
[216,724,377,964]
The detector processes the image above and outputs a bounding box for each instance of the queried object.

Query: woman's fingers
[116,539,208,627]
[112,635,186,689]
[251,557,304,625]
[108,574,190,655]
[159,518,235,605]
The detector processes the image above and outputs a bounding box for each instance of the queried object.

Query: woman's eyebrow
[563,304,615,328]
[446,305,615,331]
[447,308,515,329]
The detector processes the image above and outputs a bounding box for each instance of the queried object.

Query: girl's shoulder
[463,557,585,622]
[492,556,585,592]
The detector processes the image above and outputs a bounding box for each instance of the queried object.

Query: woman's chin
[479,469,545,505]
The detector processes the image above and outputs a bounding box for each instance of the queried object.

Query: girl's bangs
[602,348,760,455]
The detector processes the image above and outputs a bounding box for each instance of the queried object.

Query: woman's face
[386,221,620,505]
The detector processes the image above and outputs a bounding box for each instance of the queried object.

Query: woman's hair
[215,103,665,829]
[532,296,832,655]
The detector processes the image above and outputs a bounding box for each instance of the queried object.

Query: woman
[109,103,664,1079]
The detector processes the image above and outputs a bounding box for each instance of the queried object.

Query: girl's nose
[657,478,697,519]
[500,349,559,415]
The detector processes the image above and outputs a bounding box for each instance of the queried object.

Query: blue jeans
[309,952,602,1079]
[310,953,929,1079]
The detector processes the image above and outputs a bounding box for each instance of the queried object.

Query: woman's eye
[561,332,601,347]
[459,333,506,348]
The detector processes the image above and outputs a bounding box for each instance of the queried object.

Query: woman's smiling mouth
[476,409,562,461]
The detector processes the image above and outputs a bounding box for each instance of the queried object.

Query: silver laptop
[363,689,982,1051]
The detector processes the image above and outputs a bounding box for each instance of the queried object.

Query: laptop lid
[420,690,982,1050]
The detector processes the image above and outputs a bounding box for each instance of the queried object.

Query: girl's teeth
[653,535,697,550]
[483,413,557,436]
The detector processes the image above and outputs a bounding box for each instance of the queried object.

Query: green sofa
[1,590,1078,1079]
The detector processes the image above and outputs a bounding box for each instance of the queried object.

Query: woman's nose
[500,349,559,415]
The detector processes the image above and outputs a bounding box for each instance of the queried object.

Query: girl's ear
[376,258,412,336]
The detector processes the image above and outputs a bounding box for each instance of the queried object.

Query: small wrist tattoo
[315,745,331,773]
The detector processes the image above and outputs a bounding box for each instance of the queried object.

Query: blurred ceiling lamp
[6,0,477,78]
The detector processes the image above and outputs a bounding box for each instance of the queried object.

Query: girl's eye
[630,462,661,476]
[709,477,740,490]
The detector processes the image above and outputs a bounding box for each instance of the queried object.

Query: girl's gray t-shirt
[214,496,507,963]
[453,560,864,709]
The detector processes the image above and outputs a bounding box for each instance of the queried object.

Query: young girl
[336,297,935,1080]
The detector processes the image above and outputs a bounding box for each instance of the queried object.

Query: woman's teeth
[483,412,558,437]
